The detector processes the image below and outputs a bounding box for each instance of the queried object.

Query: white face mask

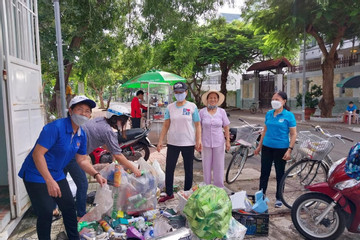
[208,104,217,110]
[175,92,186,102]
[271,100,283,110]
[71,114,89,126]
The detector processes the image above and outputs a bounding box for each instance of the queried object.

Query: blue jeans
[64,158,88,217]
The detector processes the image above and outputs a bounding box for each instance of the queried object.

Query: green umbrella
[121,69,186,88]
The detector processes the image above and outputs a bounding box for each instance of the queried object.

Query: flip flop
[52,213,62,222]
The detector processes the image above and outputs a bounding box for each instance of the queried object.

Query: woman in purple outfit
[199,90,230,188]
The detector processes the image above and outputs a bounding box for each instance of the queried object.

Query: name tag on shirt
[279,118,285,123]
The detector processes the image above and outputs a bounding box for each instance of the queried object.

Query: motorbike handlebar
[342,136,354,142]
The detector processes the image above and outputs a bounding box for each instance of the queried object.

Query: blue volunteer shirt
[18,117,87,183]
[346,105,357,112]
[263,109,296,149]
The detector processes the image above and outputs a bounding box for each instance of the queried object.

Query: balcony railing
[290,55,359,72]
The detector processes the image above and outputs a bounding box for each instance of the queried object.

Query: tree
[38,0,227,113]
[197,19,263,107]
[243,0,360,117]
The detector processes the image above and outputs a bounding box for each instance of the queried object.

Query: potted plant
[296,83,322,120]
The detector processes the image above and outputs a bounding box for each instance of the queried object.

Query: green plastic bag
[183,185,232,239]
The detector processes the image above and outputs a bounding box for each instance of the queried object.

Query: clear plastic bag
[79,184,113,222]
[224,217,247,240]
[152,159,165,189]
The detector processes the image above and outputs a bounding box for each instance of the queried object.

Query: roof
[247,57,293,72]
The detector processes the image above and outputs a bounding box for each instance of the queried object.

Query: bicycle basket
[297,131,334,160]
[235,125,260,145]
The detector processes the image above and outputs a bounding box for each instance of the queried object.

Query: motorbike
[291,156,360,240]
[89,128,154,164]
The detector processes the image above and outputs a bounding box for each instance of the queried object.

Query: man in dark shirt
[131,90,147,128]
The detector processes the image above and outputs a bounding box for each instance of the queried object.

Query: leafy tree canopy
[242,0,360,117]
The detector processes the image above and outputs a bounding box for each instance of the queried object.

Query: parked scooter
[291,143,360,240]
[89,128,154,164]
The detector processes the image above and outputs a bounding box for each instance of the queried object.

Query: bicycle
[225,118,263,184]
[249,101,263,114]
[279,125,353,209]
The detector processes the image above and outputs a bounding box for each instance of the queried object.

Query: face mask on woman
[271,100,283,110]
[71,114,89,126]
[175,92,186,102]
[208,104,217,110]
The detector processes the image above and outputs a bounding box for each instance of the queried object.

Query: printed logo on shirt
[279,118,285,123]
[183,108,191,115]
[76,141,80,148]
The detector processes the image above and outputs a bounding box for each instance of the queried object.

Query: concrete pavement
[8,107,359,239]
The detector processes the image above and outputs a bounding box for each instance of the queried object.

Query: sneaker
[158,194,174,203]
[275,200,283,208]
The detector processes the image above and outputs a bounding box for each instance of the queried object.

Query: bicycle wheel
[280,159,328,209]
[226,146,249,184]
[249,105,256,114]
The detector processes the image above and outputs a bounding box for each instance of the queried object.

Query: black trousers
[131,117,141,128]
[165,144,194,196]
[259,145,288,200]
[24,179,79,240]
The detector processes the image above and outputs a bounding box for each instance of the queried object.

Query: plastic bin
[231,195,269,236]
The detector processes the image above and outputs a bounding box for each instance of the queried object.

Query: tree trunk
[187,76,203,107]
[106,90,113,110]
[318,57,336,117]
[220,63,229,108]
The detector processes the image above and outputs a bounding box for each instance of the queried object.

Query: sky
[218,0,245,14]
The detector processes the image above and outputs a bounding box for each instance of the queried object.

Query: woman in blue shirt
[18,96,107,240]
[254,91,297,208]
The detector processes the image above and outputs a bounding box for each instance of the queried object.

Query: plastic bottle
[143,209,158,221]
[144,226,154,239]
[134,217,146,231]
[111,164,121,219]
[113,164,122,187]
[127,216,145,224]
[160,210,173,218]
[128,194,142,203]
[134,198,147,208]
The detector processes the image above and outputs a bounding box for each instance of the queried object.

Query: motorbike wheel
[291,192,346,240]
[226,146,249,184]
[280,159,328,209]
[89,153,96,165]
[194,150,202,162]
[125,143,150,161]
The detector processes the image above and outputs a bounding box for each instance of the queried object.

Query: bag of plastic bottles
[183,185,232,239]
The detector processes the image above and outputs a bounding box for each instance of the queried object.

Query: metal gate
[259,74,275,108]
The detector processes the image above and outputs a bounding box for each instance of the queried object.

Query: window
[7,0,39,64]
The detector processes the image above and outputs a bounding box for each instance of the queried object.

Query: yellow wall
[290,73,355,97]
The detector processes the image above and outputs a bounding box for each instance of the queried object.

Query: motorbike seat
[118,128,145,143]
